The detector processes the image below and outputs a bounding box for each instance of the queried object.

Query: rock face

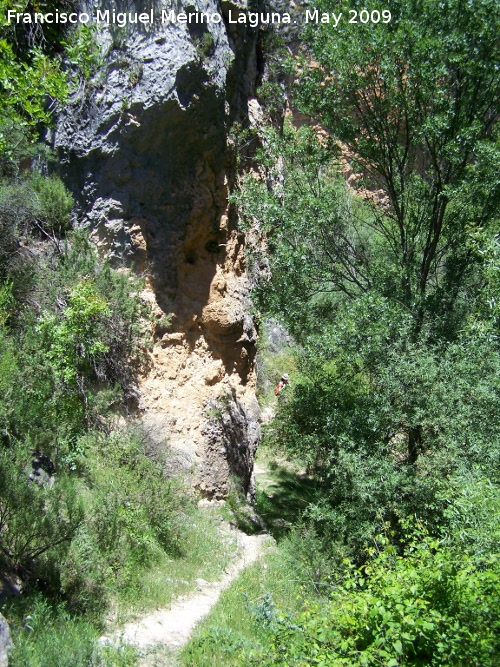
[0,613,12,667]
[202,389,261,499]
[52,0,262,497]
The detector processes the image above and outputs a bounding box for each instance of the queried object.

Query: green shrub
[262,298,500,557]
[0,425,184,614]
[5,594,139,667]
[56,428,184,612]
[0,231,146,454]
[194,32,215,60]
[31,174,74,236]
[63,24,103,81]
[37,280,110,386]
[264,522,500,666]
[0,442,83,583]
[437,474,500,558]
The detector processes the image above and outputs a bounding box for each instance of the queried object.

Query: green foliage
[235,124,377,337]
[224,476,264,534]
[181,467,500,667]
[254,458,321,542]
[239,0,500,340]
[0,3,68,141]
[233,6,500,664]
[468,230,500,339]
[0,39,67,133]
[31,173,74,235]
[59,428,184,613]
[63,24,103,81]
[0,177,149,614]
[0,8,240,664]
[0,427,185,614]
[0,177,38,249]
[438,475,500,558]
[194,31,215,61]
[0,230,147,452]
[295,0,500,332]
[264,522,500,666]
[262,293,500,558]
[0,172,74,304]
[255,28,289,127]
[37,280,110,387]
[0,0,102,141]
[236,121,500,343]
[0,117,41,177]
[236,1,500,561]
[7,596,98,667]
[0,442,83,575]
[118,505,237,616]
[6,595,138,667]
[256,81,284,123]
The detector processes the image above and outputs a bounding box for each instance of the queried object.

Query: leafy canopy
[295,0,500,333]
[0,1,68,145]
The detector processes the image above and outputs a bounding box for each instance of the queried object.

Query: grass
[2,505,236,667]
[178,449,324,667]
[179,548,303,667]
[114,506,237,621]
[5,595,139,667]
[254,447,319,540]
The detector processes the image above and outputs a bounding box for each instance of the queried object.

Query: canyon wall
[52,0,263,498]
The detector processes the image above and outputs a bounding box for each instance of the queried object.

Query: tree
[295,0,500,335]
[236,125,358,334]
[235,0,500,547]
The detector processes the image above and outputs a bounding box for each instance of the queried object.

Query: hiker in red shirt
[274,374,290,396]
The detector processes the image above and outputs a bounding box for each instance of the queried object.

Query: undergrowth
[3,505,236,667]
[115,506,236,619]
[180,546,304,667]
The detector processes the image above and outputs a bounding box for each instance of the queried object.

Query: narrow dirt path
[100,529,271,658]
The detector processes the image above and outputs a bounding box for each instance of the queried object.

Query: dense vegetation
[1,0,500,665]
[186,0,500,664]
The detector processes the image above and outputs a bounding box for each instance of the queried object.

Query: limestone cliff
[52,0,263,498]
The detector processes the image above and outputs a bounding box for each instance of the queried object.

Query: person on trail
[274,374,290,396]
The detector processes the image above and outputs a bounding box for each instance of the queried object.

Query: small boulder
[0,613,12,667]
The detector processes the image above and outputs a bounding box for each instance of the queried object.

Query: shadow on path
[254,462,321,540]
